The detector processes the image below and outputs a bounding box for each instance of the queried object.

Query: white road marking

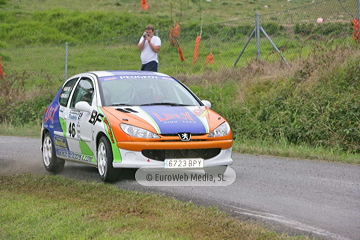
[221,204,350,240]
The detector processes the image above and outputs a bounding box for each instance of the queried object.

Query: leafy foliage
[195,53,360,154]
[0,71,60,125]
[294,22,351,37]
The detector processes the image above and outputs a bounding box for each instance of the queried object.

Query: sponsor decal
[43,104,60,124]
[63,86,73,92]
[153,112,194,122]
[141,106,206,134]
[60,93,69,99]
[100,75,160,82]
[89,110,104,125]
[54,135,68,150]
[69,111,80,121]
[193,108,208,117]
[102,77,117,81]
[103,117,115,143]
[57,149,93,162]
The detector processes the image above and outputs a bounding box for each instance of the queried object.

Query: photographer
[137,24,161,72]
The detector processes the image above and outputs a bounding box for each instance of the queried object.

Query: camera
[144,32,149,38]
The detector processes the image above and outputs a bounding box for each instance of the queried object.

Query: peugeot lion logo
[178,133,191,141]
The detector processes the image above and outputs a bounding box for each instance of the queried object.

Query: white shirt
[138,35,161,64]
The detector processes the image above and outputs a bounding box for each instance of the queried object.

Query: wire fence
[0,0,358,81]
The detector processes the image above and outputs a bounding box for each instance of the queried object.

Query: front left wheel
[97,136,120,183]
[42,132,65,173]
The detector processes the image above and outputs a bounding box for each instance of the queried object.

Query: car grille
[159,134,207,142]
[142,148,221,161]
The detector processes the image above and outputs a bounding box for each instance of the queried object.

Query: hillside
[2,0,321,25]
[0,0,359,162]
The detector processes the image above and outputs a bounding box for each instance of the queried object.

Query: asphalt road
[1,136,359,240]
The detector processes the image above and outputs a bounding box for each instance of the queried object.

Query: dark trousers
[141,61,158,72]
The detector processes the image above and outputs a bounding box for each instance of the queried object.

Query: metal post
[256,12,261,61]
[260,26,288,65]
[233,28,256,67]
[64,42,68,81]
[233,12,288,67]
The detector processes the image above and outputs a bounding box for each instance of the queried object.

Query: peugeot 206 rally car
[41,71,233,182]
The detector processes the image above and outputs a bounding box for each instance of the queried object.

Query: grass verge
[0,122,42,138]
[0,174,310,239]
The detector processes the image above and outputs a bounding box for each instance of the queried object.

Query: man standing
[137,24,161,72]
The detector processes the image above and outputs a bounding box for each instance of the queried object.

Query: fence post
[234,12,288,67]
[64,42,68,81]
[256,12,261,61]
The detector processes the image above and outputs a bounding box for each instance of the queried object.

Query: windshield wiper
[140,102,190,106]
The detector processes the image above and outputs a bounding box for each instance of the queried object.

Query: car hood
[104,105,220,135]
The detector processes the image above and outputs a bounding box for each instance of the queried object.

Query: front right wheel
[97,136,120,183]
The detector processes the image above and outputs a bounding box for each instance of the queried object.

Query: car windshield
[99,75,201,107]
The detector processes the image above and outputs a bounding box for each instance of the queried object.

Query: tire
[42,132,65,173]
[204,165,227,176]
[97,136,120,183]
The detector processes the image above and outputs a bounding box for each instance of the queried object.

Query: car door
[56,77,79,158]
[63,77,96,162]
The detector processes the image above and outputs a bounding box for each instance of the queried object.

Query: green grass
[0,122,42,137]
[0,174,311,240]
[1,35,356,78]
[3,0,325,24]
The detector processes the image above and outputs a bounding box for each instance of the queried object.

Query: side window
[59,78,78,107]
[70,78,94,108]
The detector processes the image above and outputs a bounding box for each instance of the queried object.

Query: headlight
[208,122,230,137]
[120,123,160,138]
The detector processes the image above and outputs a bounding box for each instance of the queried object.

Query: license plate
[165,158,204,168]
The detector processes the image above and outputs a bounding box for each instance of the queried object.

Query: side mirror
[75,101,92,112]
[202,100,211,109]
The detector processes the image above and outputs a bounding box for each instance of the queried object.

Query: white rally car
[41,71,233,182]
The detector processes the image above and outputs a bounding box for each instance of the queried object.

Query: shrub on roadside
[188,50,360,154]
[294,22,351,37]
[0,71,59,125]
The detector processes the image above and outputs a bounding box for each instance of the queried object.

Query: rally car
[41,71,233,182]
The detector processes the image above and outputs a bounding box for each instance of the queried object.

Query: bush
[294,22,352,37]
[187,52,360,154]
[0,71,59,125]
[6,94,54,125]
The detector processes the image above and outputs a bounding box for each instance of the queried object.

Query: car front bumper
[113,147,233,169]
